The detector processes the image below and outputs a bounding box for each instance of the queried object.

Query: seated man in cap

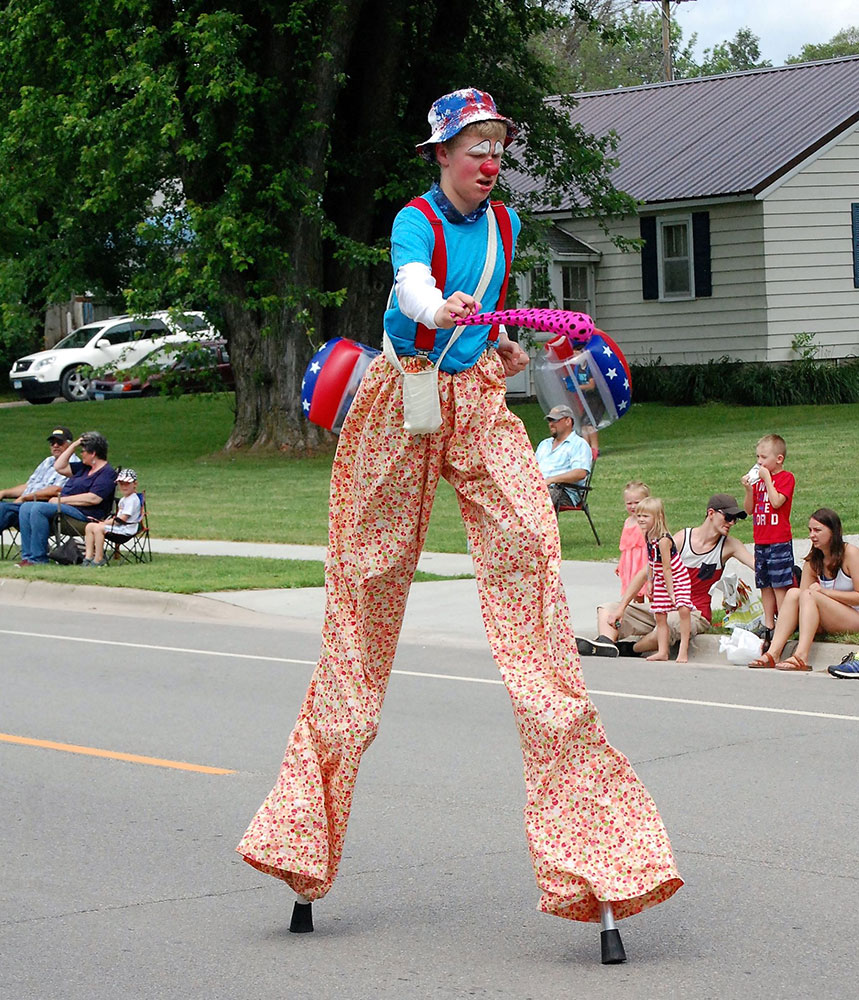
[578,494,756,657]
[0,426,73,537]
[534,404,594,511]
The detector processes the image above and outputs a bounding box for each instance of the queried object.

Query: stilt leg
[599,901,626,964]
[289,897,314,934]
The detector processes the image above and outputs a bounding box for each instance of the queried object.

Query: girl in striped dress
[638,498,694,662]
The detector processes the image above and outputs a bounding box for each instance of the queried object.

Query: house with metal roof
[508,56,859,367]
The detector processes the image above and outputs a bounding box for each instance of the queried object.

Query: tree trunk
[225,0,371,452]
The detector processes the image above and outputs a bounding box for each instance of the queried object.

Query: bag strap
[406,197,447,351]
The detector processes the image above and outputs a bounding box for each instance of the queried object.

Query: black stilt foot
[289,900,314,933]
[600,928,627,964]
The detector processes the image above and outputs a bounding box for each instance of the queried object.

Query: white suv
[9,311,216,403]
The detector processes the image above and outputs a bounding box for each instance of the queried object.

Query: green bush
[631,357,859,406]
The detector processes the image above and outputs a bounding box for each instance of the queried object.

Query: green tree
[693,26,772,76]
[0,0,636,450]
[535,2,697,91]
[787,26,859,63]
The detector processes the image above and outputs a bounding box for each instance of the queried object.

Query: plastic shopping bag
[714,572,764,632]
[719,627,764,666]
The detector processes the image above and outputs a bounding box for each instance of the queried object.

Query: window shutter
[852,203,859,289]
[640,216,658,300]
[692,212,712,298]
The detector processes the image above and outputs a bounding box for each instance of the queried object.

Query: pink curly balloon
[455,308,595,343]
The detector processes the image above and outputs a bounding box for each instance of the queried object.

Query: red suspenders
[404,196,513,352]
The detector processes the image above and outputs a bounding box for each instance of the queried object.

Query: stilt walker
[237,88,682,964]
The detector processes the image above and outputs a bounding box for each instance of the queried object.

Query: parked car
[9,310,216,403]
[88,340,233,400]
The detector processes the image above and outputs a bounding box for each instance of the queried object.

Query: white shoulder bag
[383,211,498,435]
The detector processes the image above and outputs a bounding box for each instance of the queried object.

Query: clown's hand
[434,292,480,329]
[497,334,529,376]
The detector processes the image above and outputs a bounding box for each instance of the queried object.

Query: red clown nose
[479,159,499,177]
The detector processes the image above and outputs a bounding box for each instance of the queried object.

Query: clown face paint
[467,139,505,157]
[438,136,504,213]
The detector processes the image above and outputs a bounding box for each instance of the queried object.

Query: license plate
[13,380,21,388]
[94,393,105,401]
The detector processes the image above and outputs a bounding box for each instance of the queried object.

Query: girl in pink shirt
[616,481,650,600]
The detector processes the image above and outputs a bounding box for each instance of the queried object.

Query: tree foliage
[693,26,771,76]
[536,2,696,90]
[0,0,637,449]
[787,26,859,63]
[535,3,772,91]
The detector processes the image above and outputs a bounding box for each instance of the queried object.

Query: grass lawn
[0,553,461,593]
[1,392,857,560]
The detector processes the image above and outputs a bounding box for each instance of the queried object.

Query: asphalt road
[2,604,857,1000]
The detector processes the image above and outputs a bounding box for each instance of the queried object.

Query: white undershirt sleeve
[394,263,444,328]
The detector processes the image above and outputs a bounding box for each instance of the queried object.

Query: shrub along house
[507,56,859,370]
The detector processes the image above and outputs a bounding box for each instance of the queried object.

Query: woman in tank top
[749,507,859,671]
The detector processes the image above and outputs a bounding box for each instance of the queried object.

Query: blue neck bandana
[431,181,490,224]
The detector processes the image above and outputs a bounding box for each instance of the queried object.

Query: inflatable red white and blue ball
[302,338,380,433]
[534,327,632,432]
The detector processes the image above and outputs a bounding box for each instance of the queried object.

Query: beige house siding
[545,201,768,365]
[761,123,859,361]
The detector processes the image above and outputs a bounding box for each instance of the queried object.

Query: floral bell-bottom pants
[237,351,682,922]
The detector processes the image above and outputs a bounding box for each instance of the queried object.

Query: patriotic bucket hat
[416,88,519,162]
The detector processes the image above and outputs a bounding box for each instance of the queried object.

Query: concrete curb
[1,576,852,674]
[0,577,291,630]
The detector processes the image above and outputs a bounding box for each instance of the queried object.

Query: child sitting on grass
[83,468,141,567]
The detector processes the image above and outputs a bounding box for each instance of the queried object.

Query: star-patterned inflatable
[302,338,379,433]
[533,322,632,432]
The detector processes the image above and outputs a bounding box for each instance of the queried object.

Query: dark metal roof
[545,225,600,255]
[507,56,859,209]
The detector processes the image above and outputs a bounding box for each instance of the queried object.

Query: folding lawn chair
[556,462,601,545]
[1,522,20,560]
[52,510,87,563]
[106,491,152,564]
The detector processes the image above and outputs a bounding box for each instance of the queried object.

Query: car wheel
[60,365,91,402]
[27,397,54,405]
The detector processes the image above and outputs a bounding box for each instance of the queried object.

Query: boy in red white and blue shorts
[742,433,795,647]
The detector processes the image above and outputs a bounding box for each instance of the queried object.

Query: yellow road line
[0,732,235,774]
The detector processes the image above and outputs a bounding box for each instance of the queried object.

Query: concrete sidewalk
[142,535,853,671]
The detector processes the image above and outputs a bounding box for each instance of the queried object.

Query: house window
[659,219,693,298]
[530,265,553,307]
[640,212,711,301]
[561,264,589,313]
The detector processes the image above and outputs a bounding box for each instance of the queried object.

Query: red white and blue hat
[416,88,518,161]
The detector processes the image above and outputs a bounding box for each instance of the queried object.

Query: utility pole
[634,1,697,82]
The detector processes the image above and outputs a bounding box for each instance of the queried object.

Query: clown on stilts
[236,88,682,964]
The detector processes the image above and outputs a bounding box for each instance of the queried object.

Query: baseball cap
[708,493,747,519]
[47,426,73,443]
[545,405,575,421]
[116,468,138,483]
